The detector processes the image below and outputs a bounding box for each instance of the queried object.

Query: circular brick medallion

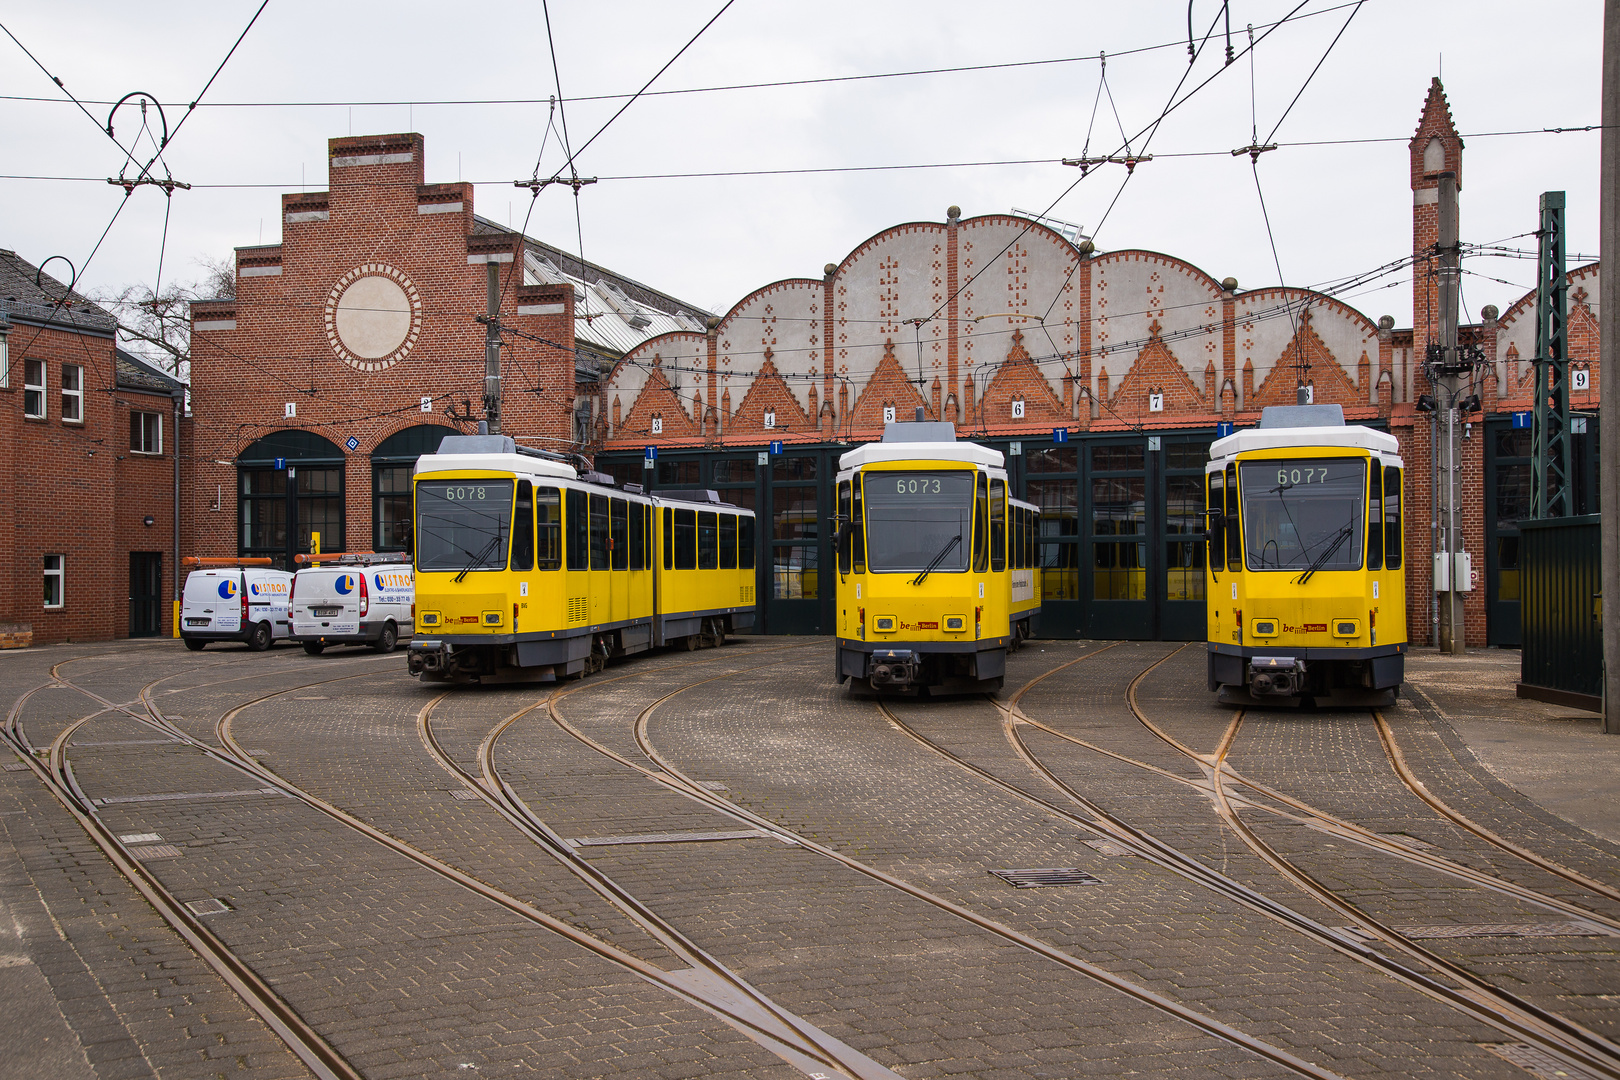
[325,265,421,371]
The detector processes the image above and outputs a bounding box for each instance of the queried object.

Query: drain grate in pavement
[185,898,229,916]
[1340,922,1615,942]
[118,833,162,844]
[1081,838,1140,857]
[2,763,27,772]
[1483,1041,1605,1079]
[128,844,184,860]
[72,739,182,748]
[450,790,482,801]
[567,829,770,847]
[991,868,1104,889]
[697,781,729,791]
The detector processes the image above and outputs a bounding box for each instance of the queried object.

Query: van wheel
[303,642,326,656]
[184,638,205,652]
[248,622,272,652]
[373,623,398,654]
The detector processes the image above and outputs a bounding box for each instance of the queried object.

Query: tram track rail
[537,642,1351,1080]
[862,641,1620,1079]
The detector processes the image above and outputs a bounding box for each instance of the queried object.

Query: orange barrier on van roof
[181,557,273,567]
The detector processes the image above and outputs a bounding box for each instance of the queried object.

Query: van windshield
[416,479,514,572]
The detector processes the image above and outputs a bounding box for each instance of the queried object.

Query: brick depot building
[184,132,709,570]
[0,251,185,644]
[185,81,1599,647]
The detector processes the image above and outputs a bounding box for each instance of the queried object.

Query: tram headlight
[1332,619,1360,639]
[944,615,967,632]
[874,615,897,633]
[1251,618,1279,638]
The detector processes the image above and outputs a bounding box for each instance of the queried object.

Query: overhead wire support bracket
[1060,154,1152,175]
[106,176,192,195]
[1231,142,1277,163]
[513,176,598,195]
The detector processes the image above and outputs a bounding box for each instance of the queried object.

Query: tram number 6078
[443,486,489,501]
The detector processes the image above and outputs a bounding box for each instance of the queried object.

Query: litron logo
[217,580,238,599]
[335,575,355,595]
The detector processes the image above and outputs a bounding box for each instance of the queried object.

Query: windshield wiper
[910,535,962,586]
[452,534,505,583]
[1293,523,1353,585]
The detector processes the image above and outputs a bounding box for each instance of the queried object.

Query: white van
[180,565,293,651]
[289,558,414,655]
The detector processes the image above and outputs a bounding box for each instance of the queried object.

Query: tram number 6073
[894,477,943,494]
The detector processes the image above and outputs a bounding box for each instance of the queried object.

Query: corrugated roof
[473,218,710,373]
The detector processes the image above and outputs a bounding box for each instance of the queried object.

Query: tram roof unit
[414,434,578,482]
[1209,404,1399,461]
[838,420,1005,471]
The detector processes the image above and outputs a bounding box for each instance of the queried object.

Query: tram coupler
[1248,656,1304,697]
[407,639,446,677]
[868,649,918,689]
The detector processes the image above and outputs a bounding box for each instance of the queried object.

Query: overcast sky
[0,0,1604,337]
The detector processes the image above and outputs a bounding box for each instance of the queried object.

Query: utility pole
[1601,0,1618,733]
[1436,172,1466,654]
[483,262,502,435]
[1532,191,1570,520]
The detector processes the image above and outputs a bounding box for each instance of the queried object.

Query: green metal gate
[1518,515,1602,709]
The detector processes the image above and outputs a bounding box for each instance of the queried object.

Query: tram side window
[511,480,534,572]
[1031,511,1040,569]
[662,507,674,570]
[972,473,989,574]
[739,515,756,571]
[1207,471,1226,569]
[611,498,629,571]
[566,489,589,571]
[645,505,654,569]
[1224,463,1242,572]
[698,511,718,570]
[852,477,865,573]
[837,480,852,575]
[537,487,561,570]
[629,499,645,571]
[1366,462,1384,569]
[1384,467,1403,570]
[674,509,697,570]
[590,494,610,570]
[989,479,1006,572]
[720,514,738,570]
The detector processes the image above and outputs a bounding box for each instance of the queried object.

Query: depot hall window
[43,554,64,609]
[131,411,163,455]
[61,364,83,424]
[23,359,45,418]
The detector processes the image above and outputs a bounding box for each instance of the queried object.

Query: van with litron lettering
[288,553,414,655]
[179,558,293,651]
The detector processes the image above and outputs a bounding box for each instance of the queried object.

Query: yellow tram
[834,418,1041,695]
[1205,404,1407,705]
[406,434,755,683]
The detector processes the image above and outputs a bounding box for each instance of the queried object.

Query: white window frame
[61,363,84,424]
[0,333,9,388]
[131,411,163,455]
[23,358,45,418]
[43,554,64,609]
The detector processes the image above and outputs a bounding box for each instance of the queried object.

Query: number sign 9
[894,477,943,495]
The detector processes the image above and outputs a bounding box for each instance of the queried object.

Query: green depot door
[1024,446,1082,637]
[766,453,829,634]
[1086,440,1152,639]
[1159,436,1212,640]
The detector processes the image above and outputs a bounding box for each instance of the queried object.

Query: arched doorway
[238,430,344,569]
[371,424,458,554]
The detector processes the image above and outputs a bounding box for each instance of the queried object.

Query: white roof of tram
[839,421,1004,471]
[1210,403,1399,461]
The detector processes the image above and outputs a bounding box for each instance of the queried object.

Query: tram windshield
[862,470,975,573]
[415,479,514,572]
[1239,459,1365,573]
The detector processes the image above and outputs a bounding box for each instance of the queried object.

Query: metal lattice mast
[1532,190,1569,519]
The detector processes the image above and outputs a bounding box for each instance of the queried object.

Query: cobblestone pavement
[1,636,1616,1080]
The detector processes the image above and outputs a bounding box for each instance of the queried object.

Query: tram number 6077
[1277,467,1332,485]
